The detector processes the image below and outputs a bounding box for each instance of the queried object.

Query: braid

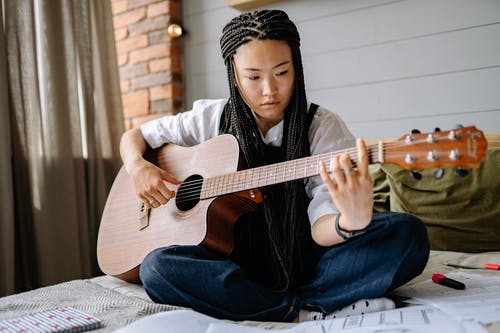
[219,10,311,291]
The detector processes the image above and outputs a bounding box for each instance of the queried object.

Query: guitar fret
[303,158,307,178]
[263,166,268,187]
[200,178,205,198]
[253,168,259,188]
[223,173,231,194]
[207,176,213,197]
[215,175,222,195]
[233,171,240,193]
[225,174,231,193]
[257,166,264,187]
[264,164,277,186]
[306,157,313,177]
[203,177,210,198]
[220,174,226,194]
[223,175,228,191]
[213,176,218,196]
[200,180,206,198]
[239,172,245,191]
[247,168,253,189]
[212,176,218,197]
[242,169,249,191]
[289,163,293,180]
[261,166,267,187]
[226,173,232,194]
[215,175,224,195]
[263,165,269,186]
[214,176,219,196]
[273,164,277,184]
[228,173,234,193]
[231,171,237,192]
[209,177,214,197]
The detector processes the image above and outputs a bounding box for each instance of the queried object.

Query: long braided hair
[219,10,312,291]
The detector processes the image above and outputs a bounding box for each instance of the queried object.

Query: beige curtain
[0,0,123,296]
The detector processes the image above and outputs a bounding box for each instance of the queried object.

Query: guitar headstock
[383,126,487,170]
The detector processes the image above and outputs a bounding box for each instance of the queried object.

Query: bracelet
[334,213,368,240]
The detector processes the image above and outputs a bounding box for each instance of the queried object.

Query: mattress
[1,250,499,332]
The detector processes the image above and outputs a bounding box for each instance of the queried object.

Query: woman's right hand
[120,127,181,209]
[127,158,182,209]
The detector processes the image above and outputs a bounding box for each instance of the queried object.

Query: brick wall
[111,0,183,129]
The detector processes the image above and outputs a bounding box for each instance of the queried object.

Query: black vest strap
[307,103,320,127]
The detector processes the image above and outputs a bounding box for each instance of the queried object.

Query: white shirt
[141,99,355,226]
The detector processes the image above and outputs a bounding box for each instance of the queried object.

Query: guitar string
[174,148,395,203]
[170,136,481,203]
[173,138,477,203]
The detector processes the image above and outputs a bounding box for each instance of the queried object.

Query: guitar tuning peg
[434,168,444,179]
[410,171,422,181]
[455,168,468,178]
[434,127,441,132]
[411,129,421,134]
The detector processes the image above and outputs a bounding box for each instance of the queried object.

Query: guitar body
[97,135,261,283]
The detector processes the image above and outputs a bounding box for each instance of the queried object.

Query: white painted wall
[183,0,500,138]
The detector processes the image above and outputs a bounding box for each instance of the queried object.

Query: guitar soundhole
[176,174,202,212]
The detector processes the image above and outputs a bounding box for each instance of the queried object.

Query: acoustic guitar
[97,126,487,283]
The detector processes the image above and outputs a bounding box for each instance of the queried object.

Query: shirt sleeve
[140,99,227,148]
[306,106,356,226]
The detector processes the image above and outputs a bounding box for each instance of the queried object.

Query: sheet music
[113,297,492,333]
[206,306,487,333]
[392,271,500,324]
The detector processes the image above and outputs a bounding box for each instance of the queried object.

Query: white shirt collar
[259,120,283,147]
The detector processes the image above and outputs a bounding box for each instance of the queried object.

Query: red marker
[446,263,500,270]
[484,264,500,270]
[432,274,466,290]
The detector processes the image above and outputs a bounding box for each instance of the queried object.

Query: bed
[1,131,499,332]
[0,250,499,332]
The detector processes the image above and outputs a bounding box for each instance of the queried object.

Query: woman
[119,9,429,322]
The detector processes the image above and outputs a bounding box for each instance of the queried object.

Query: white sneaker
[299,297,395,321]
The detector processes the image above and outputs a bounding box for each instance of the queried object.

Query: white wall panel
[349,110,500,138]
[304,24,500,90]
[182,0,500,138]
[309,67,500,124]
[298,0,500,56]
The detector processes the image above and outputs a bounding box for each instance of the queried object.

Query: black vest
[228,103,324,288]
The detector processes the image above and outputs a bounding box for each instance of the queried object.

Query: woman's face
[233,39,295,134]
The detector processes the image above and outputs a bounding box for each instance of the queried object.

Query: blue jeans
[139,212,429,322]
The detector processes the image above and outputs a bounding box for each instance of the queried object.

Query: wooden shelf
[227,0,283,11]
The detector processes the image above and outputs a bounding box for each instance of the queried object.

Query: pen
[432,274,466,290]
[445,263,500,270]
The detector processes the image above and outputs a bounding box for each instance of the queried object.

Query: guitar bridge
[139,202,150,230]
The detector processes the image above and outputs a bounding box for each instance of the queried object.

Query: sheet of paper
[205,306,487,333]
[392,271,500,324]
[113,309,220,333]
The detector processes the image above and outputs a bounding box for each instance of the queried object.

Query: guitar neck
[200,143,383,199]
[199,125,487,199]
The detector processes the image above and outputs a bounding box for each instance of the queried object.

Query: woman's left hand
[319,138,374,231]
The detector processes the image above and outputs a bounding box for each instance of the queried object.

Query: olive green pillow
[369,148,500,252]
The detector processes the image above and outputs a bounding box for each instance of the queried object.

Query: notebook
[0,307,101,333]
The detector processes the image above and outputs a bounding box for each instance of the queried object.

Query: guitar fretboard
[200,143,383,199]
